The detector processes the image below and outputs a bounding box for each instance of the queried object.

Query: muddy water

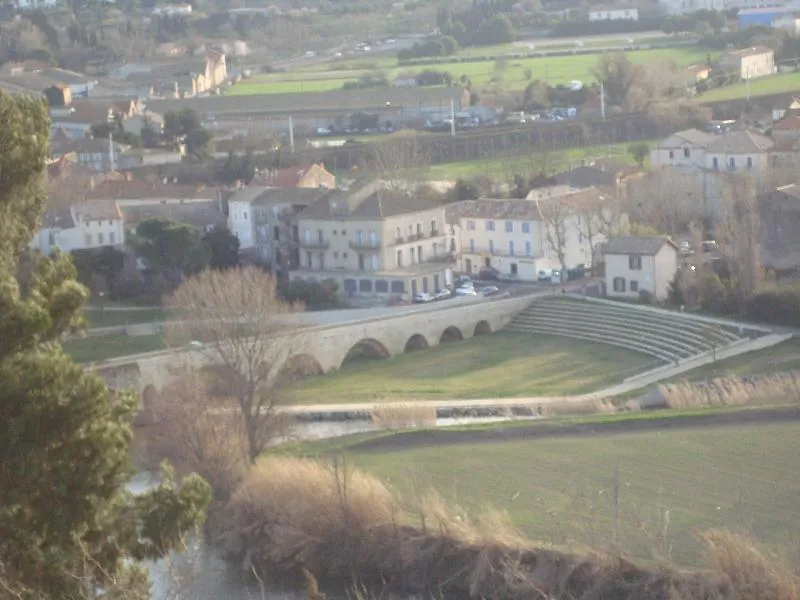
[138,415,537,599]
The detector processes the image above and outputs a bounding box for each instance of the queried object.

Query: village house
[704,129,773,173]
[257,162,336,189]
[450,188,614,281]
[650,128,716,169]
[30,200,125,256]
[602,237,679,301]
[718,46,775,79]
[227,186,332,273]
[289,179,455,298]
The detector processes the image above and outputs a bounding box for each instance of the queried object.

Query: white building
[603,237,679,301]
[30,201,125,255]
[650,128,715,169]
[589,7,639,20]
[12,0,57,10]
[659,0,774,14]
[450,188,614,280]
[704,129,773,173]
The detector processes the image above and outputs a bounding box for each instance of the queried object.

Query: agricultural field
[696,71,800,103]
[231,47,709,96]
[418,139,653,180]
[64,333,164,363]
[334,412,800,566]
[84,307,167,329]
[281,331,657,405]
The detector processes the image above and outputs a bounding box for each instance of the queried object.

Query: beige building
[449,188,614,281]
[290,180,455,297]
[603,237,679,301]
[718,46,775,79]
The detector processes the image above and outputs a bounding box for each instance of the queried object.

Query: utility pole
[450,98,455,137]
[600,81,606,121]
[288,115,295,154]
[108,132,116,172]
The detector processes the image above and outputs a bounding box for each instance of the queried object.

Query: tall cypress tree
[0,91,210,598]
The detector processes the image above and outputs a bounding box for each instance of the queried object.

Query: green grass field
[84,308,167,329]
[281,331,657,405]
[418,139,652,180]
[340,418,800,565]
[64,334,165,363]
[231,47,708,95]
[697,71,800,103]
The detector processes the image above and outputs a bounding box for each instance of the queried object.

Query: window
[48,231,56,245]
[85,234,92,246]
[410,247,415,262]
[359,280,372,292]
[467,220,476,231]
[343,252,348,259]
[306,251,313,268]
[333,251,339,259]
[395,226,401,239]
[432,242,438,257]
[356,230,364,245]
[486,221,495,232]
[505,221,513,233]
[510,263,518,276]
[613,277,626,292]
[669,150,674,159]
[630,280,639,292]
[712,157,719,170]
[375,280,389,293]
[417,245,423,262]
[274,226,280,241]
[243,211,248,220]
[416,223,422,235]
[318,252,325,270]
[469,238,475,253]
[578,233,584,244]
[683,147,690,158]
[391,281,405,293]
[98,233,104,245]
[304,229,311,244]
[371,254,379,270]
[396,250,403,267]
[629,255,642,270]
[488,240,494,254]
[317,229,324,244]
[522,222,531,234]
[109,232,115,245]
[430,219,437,234]
[333,230,337,236]
[747,156,753,169]
[525,241,532,256]
[728,157,736,170]
[508,240,515,256]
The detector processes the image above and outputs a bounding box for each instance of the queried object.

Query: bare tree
[164,267,307,463]
[717,176,763,312]
[368,132,430,190]
[537,197,572,274]
[573,189,627,261]
[624,168,707,235]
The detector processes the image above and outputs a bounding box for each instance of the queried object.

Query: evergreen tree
[0,90,210,599]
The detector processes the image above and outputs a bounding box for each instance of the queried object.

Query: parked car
[434,288,452,300]
[477,268,500,281]
[413,292,434,303]
[702,240,718,253]
[679,240,694,256]
[538,269,553,281]
[455,286,477,296]
[497,273,518,283]
[479,285,499,296]
[456,275,474,289]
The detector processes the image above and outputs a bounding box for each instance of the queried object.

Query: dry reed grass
[371,402,437,429]
[659,372,800,410]
[221,457,799,600]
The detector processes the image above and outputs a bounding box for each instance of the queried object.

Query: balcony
[298,239,330,249]
[426,253,456,264]
[349,239,382,250]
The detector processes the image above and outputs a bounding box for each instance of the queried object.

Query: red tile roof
[274,164,313,188]
[773,114,800,130]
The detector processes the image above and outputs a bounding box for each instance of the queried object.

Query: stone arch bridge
[88,295,535,405]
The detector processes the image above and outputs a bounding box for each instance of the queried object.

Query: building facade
[719,46,775,79]
[589,7,639,20]
[30,200,125,255]
[650,128,715,169]
[603,237,679,301]
[289,180,455,298]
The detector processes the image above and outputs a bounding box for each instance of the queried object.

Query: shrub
[746,287,800,327]
[658,372,800,410]
[278,279,339,310]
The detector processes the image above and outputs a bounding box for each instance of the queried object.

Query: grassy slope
[344,420,800,565]
[696,71,800,103]
[419,139,651,180]
[84,308,167,329]
[230,47,707,95]
[281,331,657,405]
[64,334,165,363]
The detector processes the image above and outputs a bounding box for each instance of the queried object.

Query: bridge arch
[404,334,430,352]
[474,320,492,336]
[279,353,325,383]
[341,338,391,368]
[439,326,464,344]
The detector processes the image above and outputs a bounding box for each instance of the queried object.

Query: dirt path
[347,406,800,453]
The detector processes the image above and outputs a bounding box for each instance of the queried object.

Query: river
[133,415,539,599]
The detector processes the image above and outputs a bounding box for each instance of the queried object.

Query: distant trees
[163,108,212,158]
[218,151,257,185]
[397,36,459,60]
[131,218,211,286]
[203,227,241,271]
[435,2,516,48]
[627,141,650,167]
[415,69,453,86]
